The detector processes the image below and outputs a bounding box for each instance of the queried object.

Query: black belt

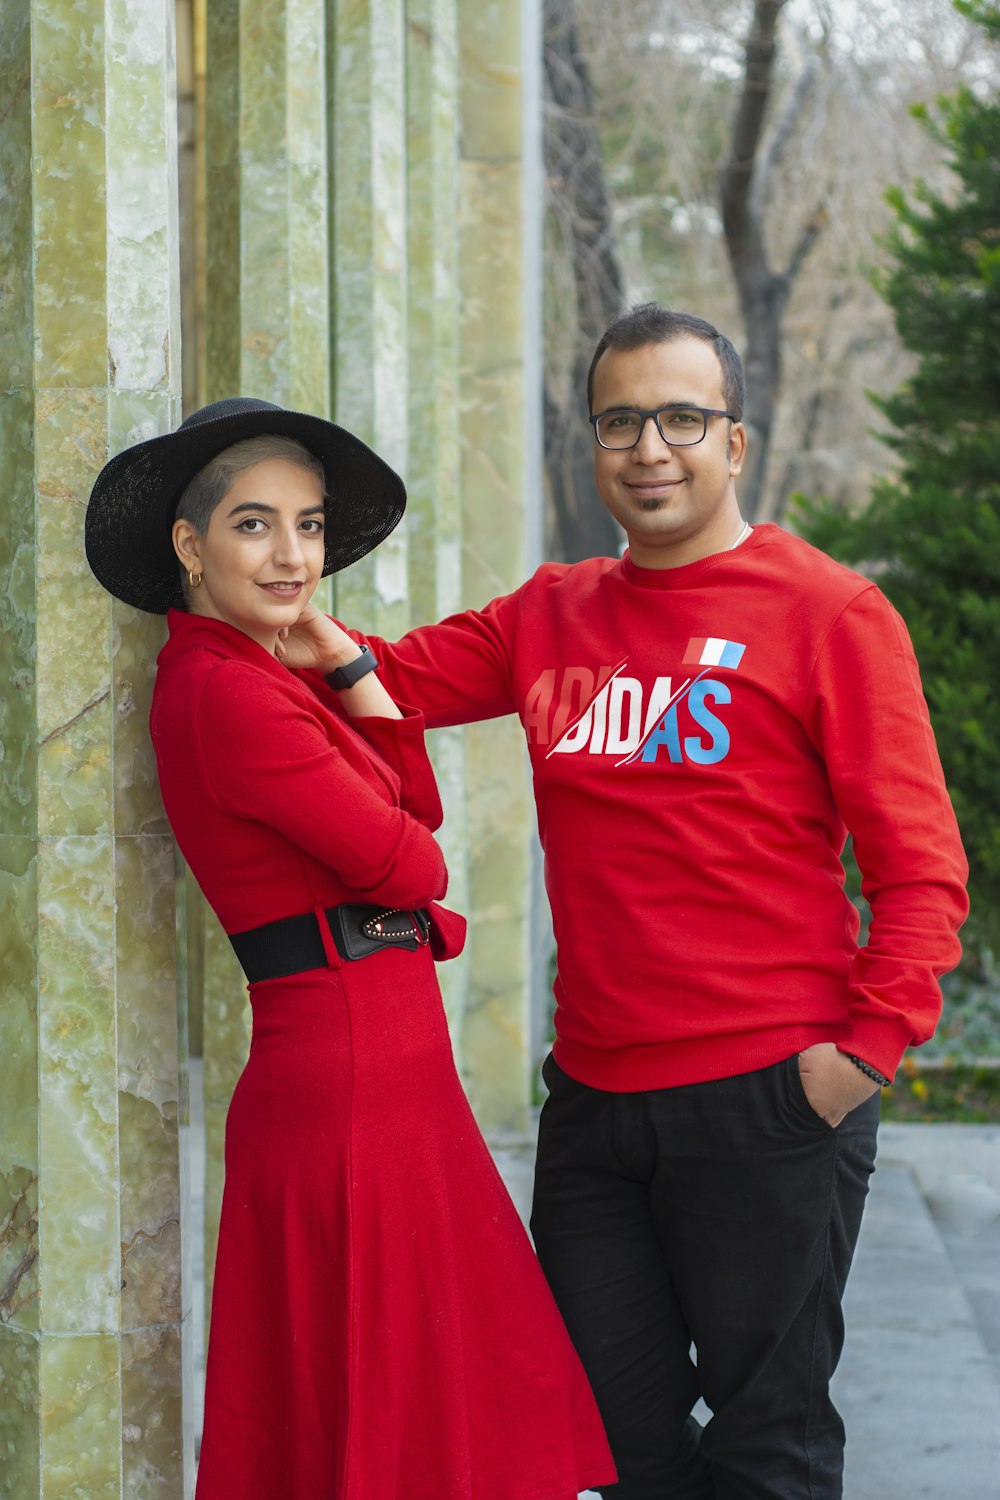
[229,903,431,983]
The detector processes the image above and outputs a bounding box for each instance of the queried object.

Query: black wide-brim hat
[85,397,407,614]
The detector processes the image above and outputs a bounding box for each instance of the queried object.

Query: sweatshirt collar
[621,523,771,589]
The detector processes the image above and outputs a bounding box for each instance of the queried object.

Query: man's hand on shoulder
[797,1042,881,1128]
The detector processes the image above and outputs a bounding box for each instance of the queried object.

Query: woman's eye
[301,519,325,534]
[236,517,267,533]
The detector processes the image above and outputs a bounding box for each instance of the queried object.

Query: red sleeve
[802,586,969,1076]
[343,588,524,728]
[288,675,444,828]
[193,663,448,908]
[347,709,443,830]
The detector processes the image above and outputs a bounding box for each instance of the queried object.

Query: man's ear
[172,518,202,572]
[728,421,747,477]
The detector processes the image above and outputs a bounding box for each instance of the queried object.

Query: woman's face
[172,457,327,651]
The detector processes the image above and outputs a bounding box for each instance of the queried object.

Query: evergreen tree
[795,0,1000,945]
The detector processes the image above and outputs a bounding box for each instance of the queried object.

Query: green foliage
[880,1061,1000,1122]
[793,1,1000,944]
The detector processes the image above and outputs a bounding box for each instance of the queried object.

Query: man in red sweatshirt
[289,305,969,1499]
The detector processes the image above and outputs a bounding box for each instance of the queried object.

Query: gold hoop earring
[188,569,202,590]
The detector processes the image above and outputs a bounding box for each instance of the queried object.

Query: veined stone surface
[404,0,470,1038]
[0,0,190,1494]
[457,0,535,1132]
[331,0,410,638]
[3,0,542,1485]
[199,0,332,1327]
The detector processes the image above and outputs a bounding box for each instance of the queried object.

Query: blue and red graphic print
[523,638,747,767]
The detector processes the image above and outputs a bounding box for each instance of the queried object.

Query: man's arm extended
[276,592,524,728]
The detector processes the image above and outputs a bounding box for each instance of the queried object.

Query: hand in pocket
[797,1043,881,1127]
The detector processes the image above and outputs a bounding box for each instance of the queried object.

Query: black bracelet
[325,644,380,691]
[845,1052,892,1088]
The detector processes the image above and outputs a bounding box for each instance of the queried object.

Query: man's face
[590,337,747,569]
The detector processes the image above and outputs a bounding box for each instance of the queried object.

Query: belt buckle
[361,908,429,946]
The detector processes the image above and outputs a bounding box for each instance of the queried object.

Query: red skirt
[195,945,615,1500]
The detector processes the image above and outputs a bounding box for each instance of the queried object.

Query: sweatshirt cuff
[837,1015,914,1084]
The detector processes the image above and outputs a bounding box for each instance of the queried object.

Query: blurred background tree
[543,0,991,556]
[543,0,1000,1023]
[795,0,1000,950]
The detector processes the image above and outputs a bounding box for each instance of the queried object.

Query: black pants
[530,1054,879,1500]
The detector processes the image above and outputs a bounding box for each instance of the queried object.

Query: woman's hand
[277,602,402,720]
[275,602,361,674]
[797,1042,881,1127]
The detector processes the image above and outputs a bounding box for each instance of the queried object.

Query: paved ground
[189,1064,1000,1496]
[835,1123,1000,1499]
[495,1122,1000,1500]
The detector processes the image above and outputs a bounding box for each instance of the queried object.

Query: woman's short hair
[175,435,327,535]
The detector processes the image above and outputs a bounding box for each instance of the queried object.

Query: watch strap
[324,644,380,691]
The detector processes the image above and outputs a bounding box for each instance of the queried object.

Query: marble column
[0,1,190,1496]
[202,0,331,412]
[455,0,541,1131]
[195,0,543,1325]
[403,0,470,1034]
[329,0,409,637]
[198,0,333,1316]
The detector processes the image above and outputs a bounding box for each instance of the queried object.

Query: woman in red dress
[85,398,614,1500]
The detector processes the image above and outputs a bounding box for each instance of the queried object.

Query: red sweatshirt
[150,612,461,950]
[359,524,968,1090]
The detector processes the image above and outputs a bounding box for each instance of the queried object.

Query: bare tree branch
[785,203,829,284]
[718,0,829,520]
[755,54,819,214]
[719,0,787,288]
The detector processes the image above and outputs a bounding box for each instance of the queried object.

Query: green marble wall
[329,0,409,639]
[195,0,537,1176]
[0,0,190,1495]
[404,0,470,1037]
[328,0,539,1127]
[3,0,540,1487]
[455,0,538,1129]
[196,0,539,1402]
[198,0,336,1317]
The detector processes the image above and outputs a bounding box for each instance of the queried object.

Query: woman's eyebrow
[225,501,326,518]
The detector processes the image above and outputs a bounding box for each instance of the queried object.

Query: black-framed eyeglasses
[589,404,737,450]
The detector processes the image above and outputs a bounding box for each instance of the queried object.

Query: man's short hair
[587,304,745,422]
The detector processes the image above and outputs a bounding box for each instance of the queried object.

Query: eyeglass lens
[595,407,707,449]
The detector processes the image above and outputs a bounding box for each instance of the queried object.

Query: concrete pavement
[834,1124,1000,1499]
[495,1121,1000,1500]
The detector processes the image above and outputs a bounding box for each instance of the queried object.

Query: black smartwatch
[324,644,380,691]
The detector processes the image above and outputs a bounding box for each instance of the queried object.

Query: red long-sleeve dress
[150,610,615,1500]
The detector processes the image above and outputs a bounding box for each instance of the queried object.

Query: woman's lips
[258,581,305,596]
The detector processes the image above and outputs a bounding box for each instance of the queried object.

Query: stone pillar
[403,0,470,1034]
[0,0,190,1496]
[198,0,333,1319]
[455,0,540,1131]
[202,0,331,412]
[329,0,409,637]
[194,0,542,1329]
